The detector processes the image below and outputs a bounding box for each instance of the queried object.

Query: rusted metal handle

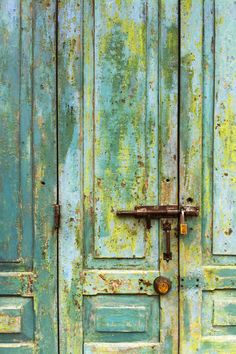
[163,221,172,262]
[153,276,172,295]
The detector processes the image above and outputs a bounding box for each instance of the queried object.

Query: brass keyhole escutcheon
[153,276,172,295]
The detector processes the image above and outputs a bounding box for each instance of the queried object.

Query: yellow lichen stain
[182,0,192,18]
[97,203,141,257]
[0,314,21,333]
[121,20,145,58]
[216,15,225,26]
[218,95,236,172]
[99,6,146,66]
[38,116,44,129]
[115,0,121,8]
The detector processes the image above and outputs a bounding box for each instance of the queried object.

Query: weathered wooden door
[180,1,236,353]
[58,1,236,353]
[58,0,179,353]
[0,1,58,353]
[1,1,236,354]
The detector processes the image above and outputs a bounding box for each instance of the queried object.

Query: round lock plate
[153,276,172,295]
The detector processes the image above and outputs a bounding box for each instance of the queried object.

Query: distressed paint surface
[180,0,236,353]
[1,0,234,352]
[0,0,33,267]
[84,295,159,342]
[1,0,235,352]
[33,1,58,352]
[59,0,178,353]
[0,0,58,352]
[83,270,160,295]
[212,0,236,254]
[158,1,178,353]
[83,0,159,268]
[58,0,83,352]
[84,342,161,354]
[92,1,147,259]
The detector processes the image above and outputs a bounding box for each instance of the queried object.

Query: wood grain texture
[0,0,58,352]
[32,0,58,352]
[0,0,33,268]
[83,270,160,295]
[212,0,236,255]
[58,0,83,352]
[158,1,178,353]
[83,0,158,267]
[180,0,204,351]
[3,1,235,352]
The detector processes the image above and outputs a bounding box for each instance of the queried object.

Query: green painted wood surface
[0,0,33,268]
[180,0,236,353]
[158,1,178,352]
[1,1,235,353]
[33,1,58,352]
[84,295,159,341]
[59,0,178,353]
[0,0,58,352]
[58,0,83,352]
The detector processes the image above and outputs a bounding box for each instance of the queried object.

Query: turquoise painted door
[1,1,236,354]
[180,0,236,353]
[58,1,236,353]
[58,0,179,353]
[0,1,58,353]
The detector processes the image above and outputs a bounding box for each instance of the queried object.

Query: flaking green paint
[0,0,58,352]
[1,0,235,353]
[180,0,236,353]
[59,0,178,352]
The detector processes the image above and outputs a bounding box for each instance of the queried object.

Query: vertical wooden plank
[159,1,179,353]
[83,0,94,272]
[145,0,159,272]
[20,0,34,268]
[58,0,83,353]
[202,0,214,265]
[180,0,203,352]
[33,0,58,352]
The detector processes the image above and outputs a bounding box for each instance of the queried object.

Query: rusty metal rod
[116,205,199,218]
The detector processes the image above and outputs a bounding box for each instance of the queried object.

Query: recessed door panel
[83,0,156,263]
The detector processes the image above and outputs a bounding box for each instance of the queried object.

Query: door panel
[83,0,158,265]
[0,1,57,352]
[180,0,236,352]
[0,0,33,264]
[212,0,236,255]
[59,0,178,353]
